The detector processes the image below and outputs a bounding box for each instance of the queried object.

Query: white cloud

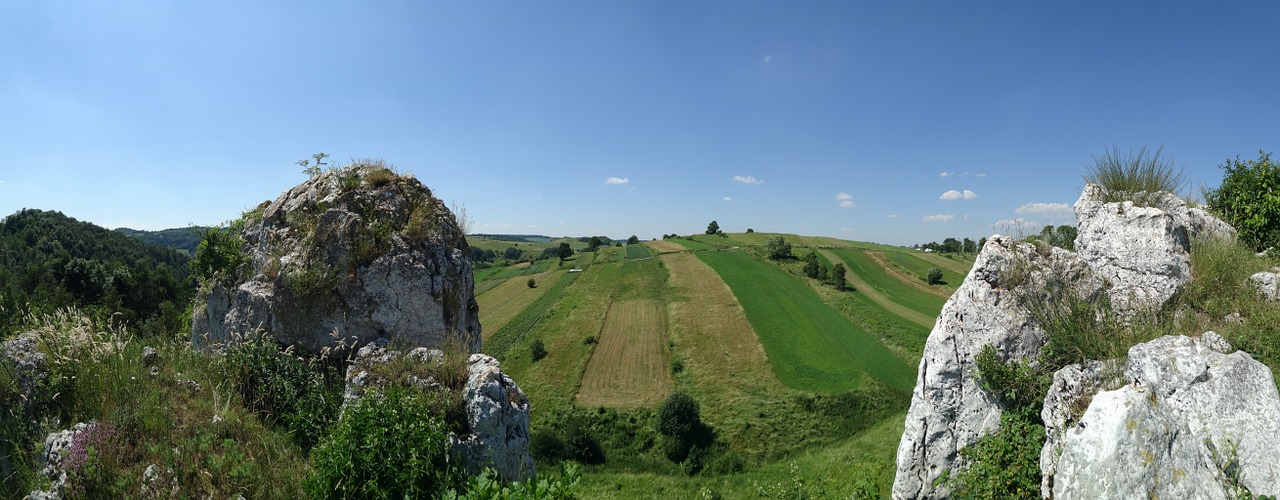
[723,196,735,203]
[733,175,764,184]
[940,172,955,177]
[764,54,772,63]
[964,214,971,221]
[940,189,978,200]
[887,213,899,219]
[974,172,988,177]
[941,171,987,178]
[835,192,856,208]
[605,176,630,185]
[921,214,955,222]
[841,227,854,232]
[1015,202,1072,216]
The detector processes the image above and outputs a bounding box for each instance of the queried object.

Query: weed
[1085,145,1187,205]
[362,165,398,188]
[220,332,341,451]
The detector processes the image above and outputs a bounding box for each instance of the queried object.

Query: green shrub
[221,333,340,451]
[191,226,247,283]
[926,267,943,285]
[306,386,461,498]
[1204,150,1280,251]
[530,339,548,363]
[446,462,581,500]
[657,392,701,440]
[1085,145,1186,205]
[946,411,1044,499]
[363,166,398,188]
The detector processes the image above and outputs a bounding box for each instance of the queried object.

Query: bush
[766,236,793,260]
[191,226,247,283]
[527,278,537,288]
[1204,150,1280,251]
[926,267,943,285]
[1084,145,1186,205]
[306,386,461,498]
[657,392,701,440]
[946,411,1044,499]
[530,339,548,362]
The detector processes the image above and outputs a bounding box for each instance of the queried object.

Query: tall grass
[1085,145,1187,205]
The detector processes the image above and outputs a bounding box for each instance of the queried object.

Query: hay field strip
[831,249,947,319]
[477,269,562,340]
[817,249,936,329]
[575,299,672,407]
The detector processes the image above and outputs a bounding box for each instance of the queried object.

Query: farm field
[575,299,672,407]
[830,248,948,319]
[695,250,916,393]
[470,232,971,497]
[476,269,563,339]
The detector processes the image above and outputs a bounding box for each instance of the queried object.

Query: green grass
[667,238,718,251]
[625,244,653,260]
[696,250,915,392]
[483,271,580,360]
[831,249,948,319]
[885,250,966,288]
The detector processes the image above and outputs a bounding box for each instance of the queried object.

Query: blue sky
[3,1,1278,246]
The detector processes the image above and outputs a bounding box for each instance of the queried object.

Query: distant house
[923,248,934,253]
[568,268,583,273]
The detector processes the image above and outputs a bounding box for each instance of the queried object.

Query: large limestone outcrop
[1052,334,1280,498]
[193,164,481,353]
[893,184,1238,499]
[892,236,1094,498]
[1073,184,1236,314]
[342,342,534,482]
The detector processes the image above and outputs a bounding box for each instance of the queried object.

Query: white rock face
[192,165,481,354]
[893,184,1242,499]
[1038,359,1123,496]
[893,236,1092,499]
[1072,184,1193,314]
[342,344,534,482]
[1052,334,1280,499]
[451,354,535,482]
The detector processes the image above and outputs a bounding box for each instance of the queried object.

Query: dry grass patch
[644,240,689,254]
[912,250,974,275]
[575,300,672,408]
[477,270,561,340]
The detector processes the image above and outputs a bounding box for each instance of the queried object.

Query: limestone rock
[1038,360,1123,497]
[1072,184,1192,314]
[451,353,535,482]
[192,164,480,354]
[1,332,46,411]
[342,343,534,482]
[1250,271,1280,301]
[893,236,1091,499]
[1051,334,1280,499]
[29,422,94,500]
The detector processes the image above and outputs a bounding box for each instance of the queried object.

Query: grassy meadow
[472,233,974,497]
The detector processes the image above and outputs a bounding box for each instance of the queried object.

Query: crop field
[575,299,672,407]
[818,249,936,329]
[624,243,652,260]
[912,250,976,276]
[643,240,686,254]
[696,250,915,392]
[482,271,579,359]
[884,250,968,291]
[477,270,562,339]
[831,248,948,319]
[667,237,719,251]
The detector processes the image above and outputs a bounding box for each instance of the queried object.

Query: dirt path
[865,251,954,299]
[818,249,936,329]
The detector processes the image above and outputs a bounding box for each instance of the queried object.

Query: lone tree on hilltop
[557,242,573,260]
[767,236,793,260]
[706,220,720,235]
[587,236,604,252]
[627,235,640,245]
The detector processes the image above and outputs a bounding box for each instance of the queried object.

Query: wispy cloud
[763,54,773,63]
[733,175,764,184]
[940,189,978,201]
[723,196,735,203]
[841,227,854,232]
[835,192,856,208]
[939,172,955,178]
[605,176,630,185]
[921,214,955,222]
[1015,202,1072,217]
[887,213,899,219]
[940,171,987,178]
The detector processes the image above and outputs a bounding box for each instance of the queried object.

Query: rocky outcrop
[29,422,95,500]
[1051,333,1280,498]
[894,184,1240,498]
[1038,359,1123,495]
[342,342,534,482]
[892,236,1094,498]
[192,164,481,354]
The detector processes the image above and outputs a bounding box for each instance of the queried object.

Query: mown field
[471,233,975,497]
